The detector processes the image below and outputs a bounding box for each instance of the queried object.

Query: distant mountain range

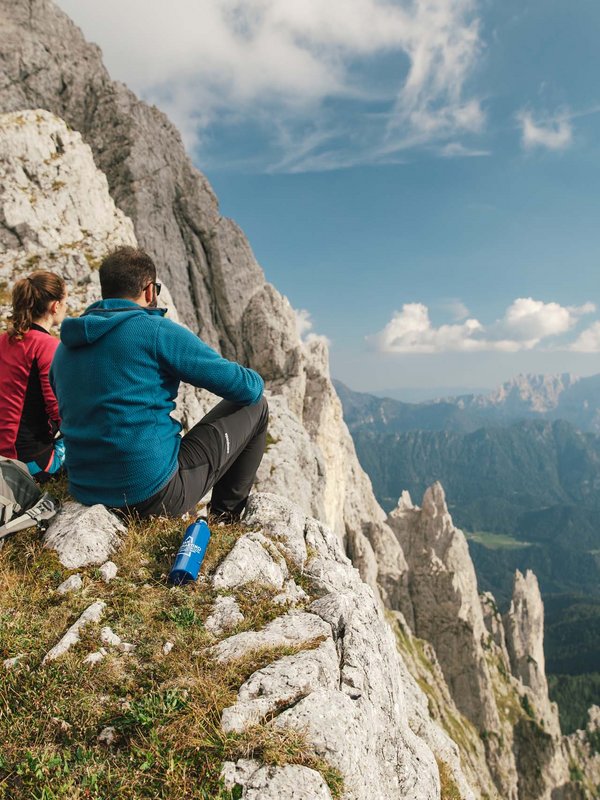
[335,372,600,434]
[335,374,600,678]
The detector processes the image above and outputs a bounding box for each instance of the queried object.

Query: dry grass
[0,498,343,799]
[437,758,462,800]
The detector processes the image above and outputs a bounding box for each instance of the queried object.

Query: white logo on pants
[225,432,230,455]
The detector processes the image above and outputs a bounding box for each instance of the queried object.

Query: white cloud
[439,298,470,320]
[370,298,595,354]
[518,110,573,151]
[570,322,600,352]
[55,0,484,170]
[495,298,594,345]
[369,303,485,353]
[295,308,331,347]
[438,142,490,158]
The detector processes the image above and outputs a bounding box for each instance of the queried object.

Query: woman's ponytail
[8,271,66,340]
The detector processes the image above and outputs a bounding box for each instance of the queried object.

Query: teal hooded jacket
[50,299,264,507]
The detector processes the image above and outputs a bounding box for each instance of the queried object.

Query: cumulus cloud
[370,298,595,354]
[518,110,573,151]
[570,322,600,352]
[295,309,331,347]
[56,0,484,170]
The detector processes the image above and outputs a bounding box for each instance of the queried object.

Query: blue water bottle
[168,519,211,585]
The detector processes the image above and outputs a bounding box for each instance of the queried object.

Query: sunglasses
[145,281,162,296]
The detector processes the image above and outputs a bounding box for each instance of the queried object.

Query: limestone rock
[388,610,492,800]
[222,761,333,800]
[504,570,553,723]
[97,726,117,746]
[244,492,308,569]
[562,707,600,792]
[221,759,261,792]
[162,641,174,656]
[213,611,330,664]
[273,579,308,606]
[0,109,136,320]
[254,395,328,526]
[100,627,121,648]
[231,494,460,800]
[243,765,333,800]
[43,601,106,663]
[56,574,83,595]
[212,531,288,591]
[43,502,125,569]
[242,285,306,419]
[481,591,510,663]
[204,596,244,636]
[83,648,107,665]
[221,638,339,733]
[99,561,118,583]
[387,483,518,797]
[3,654,24,669]
[387,483,499,728]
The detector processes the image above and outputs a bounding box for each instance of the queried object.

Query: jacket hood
[60,299,166,349]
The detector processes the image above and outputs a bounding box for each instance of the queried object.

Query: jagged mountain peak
[421,481,450,521]
[471,372,578,413]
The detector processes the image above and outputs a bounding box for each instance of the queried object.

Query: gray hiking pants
[125,395,269,519]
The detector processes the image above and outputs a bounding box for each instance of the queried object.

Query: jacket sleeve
[37,335,61,425]
[155,318,264,405]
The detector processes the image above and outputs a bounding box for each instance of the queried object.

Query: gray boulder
[43,502,126,569]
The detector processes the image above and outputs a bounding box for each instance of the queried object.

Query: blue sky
[57,0,600,398]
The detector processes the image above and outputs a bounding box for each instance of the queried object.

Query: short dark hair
[99,247,157,299]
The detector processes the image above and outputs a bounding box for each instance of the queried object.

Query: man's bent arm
[155,318,264,404]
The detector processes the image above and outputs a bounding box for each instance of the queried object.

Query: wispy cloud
[439,298,471,321]
[438,142,490,158]
[517,109,573,151]
[56,0,484,172]
[369,298,595,353]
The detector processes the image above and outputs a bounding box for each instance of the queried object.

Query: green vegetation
[437,758,461,800]
[265,432,280,451]
[339,399,600,723]
[548,673,600,734]
[465,531,531,550]
[569,763,585,783]
[0,495,343,799]
[520,693,535,720]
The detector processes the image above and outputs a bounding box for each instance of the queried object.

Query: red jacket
[0,325,60,462]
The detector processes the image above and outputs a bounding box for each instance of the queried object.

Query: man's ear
[143,284,154,305]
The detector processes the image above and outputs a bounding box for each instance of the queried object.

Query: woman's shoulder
[25,328,60,357]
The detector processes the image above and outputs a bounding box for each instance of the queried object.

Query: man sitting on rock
[50,246,267,520]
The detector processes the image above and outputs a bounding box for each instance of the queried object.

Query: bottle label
[178,535,204,558]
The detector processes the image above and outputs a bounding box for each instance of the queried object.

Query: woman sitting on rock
[0,271,69,482]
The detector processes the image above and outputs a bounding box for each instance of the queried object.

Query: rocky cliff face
[387,484,599,799]
[1,3,598,797]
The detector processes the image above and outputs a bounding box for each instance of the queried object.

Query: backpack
[0,457,58,542]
